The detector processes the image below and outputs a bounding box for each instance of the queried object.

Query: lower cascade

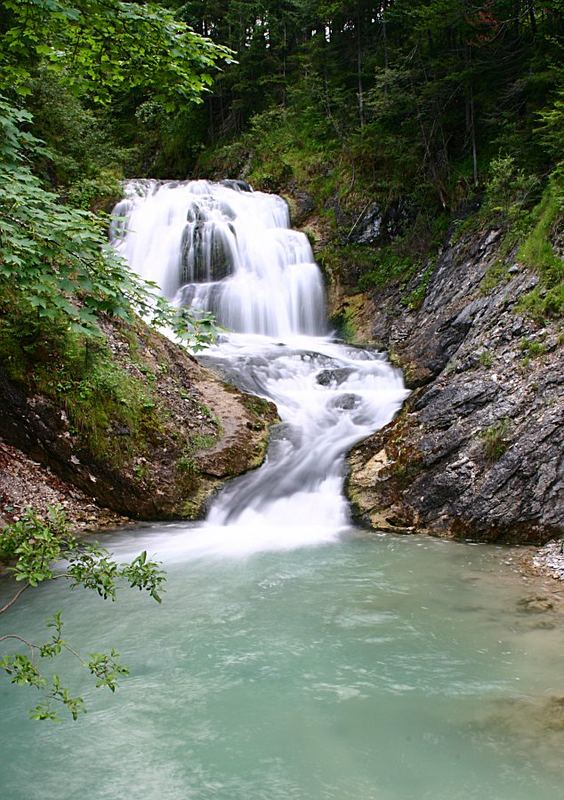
[113,178,408,556]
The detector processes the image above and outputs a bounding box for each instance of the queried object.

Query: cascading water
[112,178,408,556]
[112,179,325,337]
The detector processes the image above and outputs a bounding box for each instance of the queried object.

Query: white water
[112,179,408,557]
[112,179,325,337]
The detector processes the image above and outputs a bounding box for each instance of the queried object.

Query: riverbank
[532,540,564,582]
[340,222,563,545]
[3,432,563,585]
[0,314,277,527]
[0,439,129,534]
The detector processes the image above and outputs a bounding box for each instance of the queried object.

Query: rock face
[0,440,128,533]
[343,228,563,543]
[0,319,277,524]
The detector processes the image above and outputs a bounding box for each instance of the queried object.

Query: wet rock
[351,203,382,245]
[345,226,564,544]
[296,351,339,367]
[382,198,414,240]
[331,394,361,410]
[517,596,555,614]
[347,199,414,246]
[268,423,302,450]
[221,179,252,193]
[316,367,355,386]
[290,191,315,226]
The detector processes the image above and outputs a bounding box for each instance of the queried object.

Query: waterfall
[112,179,325,338]
[112,179,408,557]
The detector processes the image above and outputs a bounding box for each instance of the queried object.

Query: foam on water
[112,180,408,558]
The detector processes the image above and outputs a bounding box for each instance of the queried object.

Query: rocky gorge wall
[0,317,277,530]
[331,225,563,544]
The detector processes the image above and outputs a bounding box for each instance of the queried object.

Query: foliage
[516,177,564,320]
[185,0,563,306]
[189,1,562,193]
[3,0,559,315]
[520,337,546,360]
[480,260,510,295]
[480,418,511,462]
[357,249,418,292]
[0,98,138,337]
[403,264,435,311]
[1,507,165,721]
[0,0,232,110]
[483,155,539,218]
[150,300,218,353]
[0,96,217,349]
[478,350,493,369]
[0,0,224,373]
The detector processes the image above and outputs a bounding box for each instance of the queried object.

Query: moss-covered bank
[0,314,277,525]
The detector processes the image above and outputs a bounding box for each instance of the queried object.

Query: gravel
[533,539,564,582]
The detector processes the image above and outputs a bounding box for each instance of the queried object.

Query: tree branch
[0,634,36,650]
[0,583,30,615]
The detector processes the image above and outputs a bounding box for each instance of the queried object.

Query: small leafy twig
[0,506,166,720]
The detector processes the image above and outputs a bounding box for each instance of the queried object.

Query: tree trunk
[527,1,537,35]
[357,6,364,128]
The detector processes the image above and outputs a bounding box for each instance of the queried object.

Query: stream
[1,181,563,800]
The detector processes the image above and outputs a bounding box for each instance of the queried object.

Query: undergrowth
[0,310,161,468]
[480,418,511,462]
[516,177,564,321]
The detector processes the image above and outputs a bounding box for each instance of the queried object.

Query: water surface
[1,529,563,800]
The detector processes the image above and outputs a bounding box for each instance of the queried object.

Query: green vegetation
[517,178,564,319]
[480,418,512,462]
[0,2,227,720]
[520,337,547,361]
[0,0,224,491]
[480,260,510,295]
[357,249,419,292]
[339,308,358,344]
[0,507,165,721]
[188,433,218,450]
[49,345,161,468]
[1,1,226,359]
[180,1,563,311]
[176,431,219,488]
[403,264,435,311]
[3,2,561,325]
[478,350,493,369]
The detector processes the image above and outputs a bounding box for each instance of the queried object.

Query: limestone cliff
[336,226,563,543]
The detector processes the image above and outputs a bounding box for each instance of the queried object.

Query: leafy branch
[0,95,217,351]
[0,506,165,721]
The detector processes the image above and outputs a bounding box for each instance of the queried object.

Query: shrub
[480,418,511,462]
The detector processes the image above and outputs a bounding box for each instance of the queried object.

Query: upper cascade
[112,179,326,337]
